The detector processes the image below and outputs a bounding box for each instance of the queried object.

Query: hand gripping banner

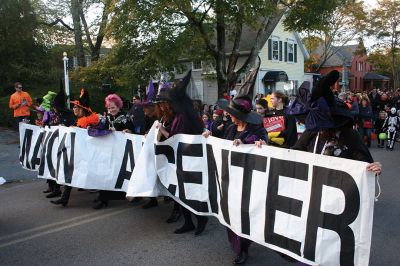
[19,123,375,265]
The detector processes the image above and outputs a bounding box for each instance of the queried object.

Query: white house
[175,16,309,104]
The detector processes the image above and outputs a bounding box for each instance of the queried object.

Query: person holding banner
[265,91,297,148]
[156,71,209,235]
[51,89,99,207]
[285,70,381,265]
[92,94,134,209]
[214,95,267,264]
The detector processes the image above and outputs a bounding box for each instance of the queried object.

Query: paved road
[0,127,399,265]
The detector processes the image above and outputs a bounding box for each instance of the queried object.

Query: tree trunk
[70,0,85,67]
[215,0,227,98]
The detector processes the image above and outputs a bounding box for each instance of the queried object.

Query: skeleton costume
[382,107,400,150]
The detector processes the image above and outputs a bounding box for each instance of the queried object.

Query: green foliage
[368,48,399,78]
[0,0,48,86]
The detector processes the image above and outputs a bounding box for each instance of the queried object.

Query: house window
[192,60,202,70]
[85,55,91,67]
[287,41,295,63]
[272,38,279,61]
[175,63,188,74]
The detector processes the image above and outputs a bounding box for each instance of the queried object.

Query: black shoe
[163,197,172,203]
[93,200,108,210]
[46,191,62,198]
[174,223,195,234]
[50,198,68,207]
[166,210,181,223]
[233,251,248,264]
[130,197,142,204]
[195,217,208,236]
[43,188,52,193]
[142,199,158,209]
[77,188,85,191]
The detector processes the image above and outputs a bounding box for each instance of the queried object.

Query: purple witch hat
[155,72,172,102]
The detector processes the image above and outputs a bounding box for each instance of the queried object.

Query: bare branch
[40,18,74,32]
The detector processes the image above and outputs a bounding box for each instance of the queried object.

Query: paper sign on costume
[19,123,375,265]
[264,116,285,132]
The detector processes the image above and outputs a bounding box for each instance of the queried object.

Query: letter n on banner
[231,151,268,236]
[304,166,360,265]
[265,158,308,256]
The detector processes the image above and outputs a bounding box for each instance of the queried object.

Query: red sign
[264,116,286,133]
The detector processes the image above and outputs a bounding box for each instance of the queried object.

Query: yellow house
[175,16,309,104]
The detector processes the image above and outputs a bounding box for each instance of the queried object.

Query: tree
[368,48,400,80]
[296,0,366,72]
[109,0,348,97]
[38,0,112,67]
[0,0,48,86]
[368,0,400,89]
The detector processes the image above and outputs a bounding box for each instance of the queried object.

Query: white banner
[19,123,375,265]
[19,123,143,191]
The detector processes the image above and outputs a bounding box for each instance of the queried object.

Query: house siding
[257,18,305,95]
[176,18,307,104]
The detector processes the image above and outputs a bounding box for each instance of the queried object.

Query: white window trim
[192,61,202,71]
[287,39,295,64]
[271,36,280,62]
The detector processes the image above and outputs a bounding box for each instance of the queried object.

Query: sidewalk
[0,127,37,182]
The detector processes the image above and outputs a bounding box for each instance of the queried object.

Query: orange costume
[9,91,32,117]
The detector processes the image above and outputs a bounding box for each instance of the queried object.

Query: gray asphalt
[0,127,399,265]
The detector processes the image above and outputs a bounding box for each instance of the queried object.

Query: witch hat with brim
[70,89,93,112]
[221,95,262,125]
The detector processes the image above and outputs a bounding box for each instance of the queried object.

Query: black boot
[46,190,61,198]
[142,198,158,209]
[93,200,108,209]
[166,209,181,223]
[174,223,195,234]
[233,251,248,264]
[46,184,61,198]
[43,180,56,193]
[195,216,208,236]
[50,186,71,207]
[130,197,142,204]
[175,207,195,234]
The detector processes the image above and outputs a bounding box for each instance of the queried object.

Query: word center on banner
[19,123,376,265]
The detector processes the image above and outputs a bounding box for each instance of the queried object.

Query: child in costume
[382,107,400,150]
[50,89,99,207]
[375,110,387,148]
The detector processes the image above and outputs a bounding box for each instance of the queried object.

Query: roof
[364,73,390,80]
[317,44,358,67]
[217,15,309,59]
[262,71,289,82]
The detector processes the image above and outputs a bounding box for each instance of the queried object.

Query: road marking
[0,210,104,242]
[0,207,130,249]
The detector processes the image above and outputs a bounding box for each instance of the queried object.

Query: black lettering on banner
[206,144,221,214]
[19,129,33,168]
[154,144,175,163]
[115,139,135,189]
[154,144,176,195]
[56,133,75,183]
[231,152,268,236]
[30,132,44,170]
[176,143,208,212]
[39,131,52,176]
[45,129,59,178]
[220,149,230,225]
[304,166,360,266]
[265,158,308,256]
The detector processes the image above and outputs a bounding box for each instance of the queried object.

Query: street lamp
[63,52,70,108]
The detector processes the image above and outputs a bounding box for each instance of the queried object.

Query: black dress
[96,112,134,206]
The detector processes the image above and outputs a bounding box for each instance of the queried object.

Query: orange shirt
[9,91,33,117]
